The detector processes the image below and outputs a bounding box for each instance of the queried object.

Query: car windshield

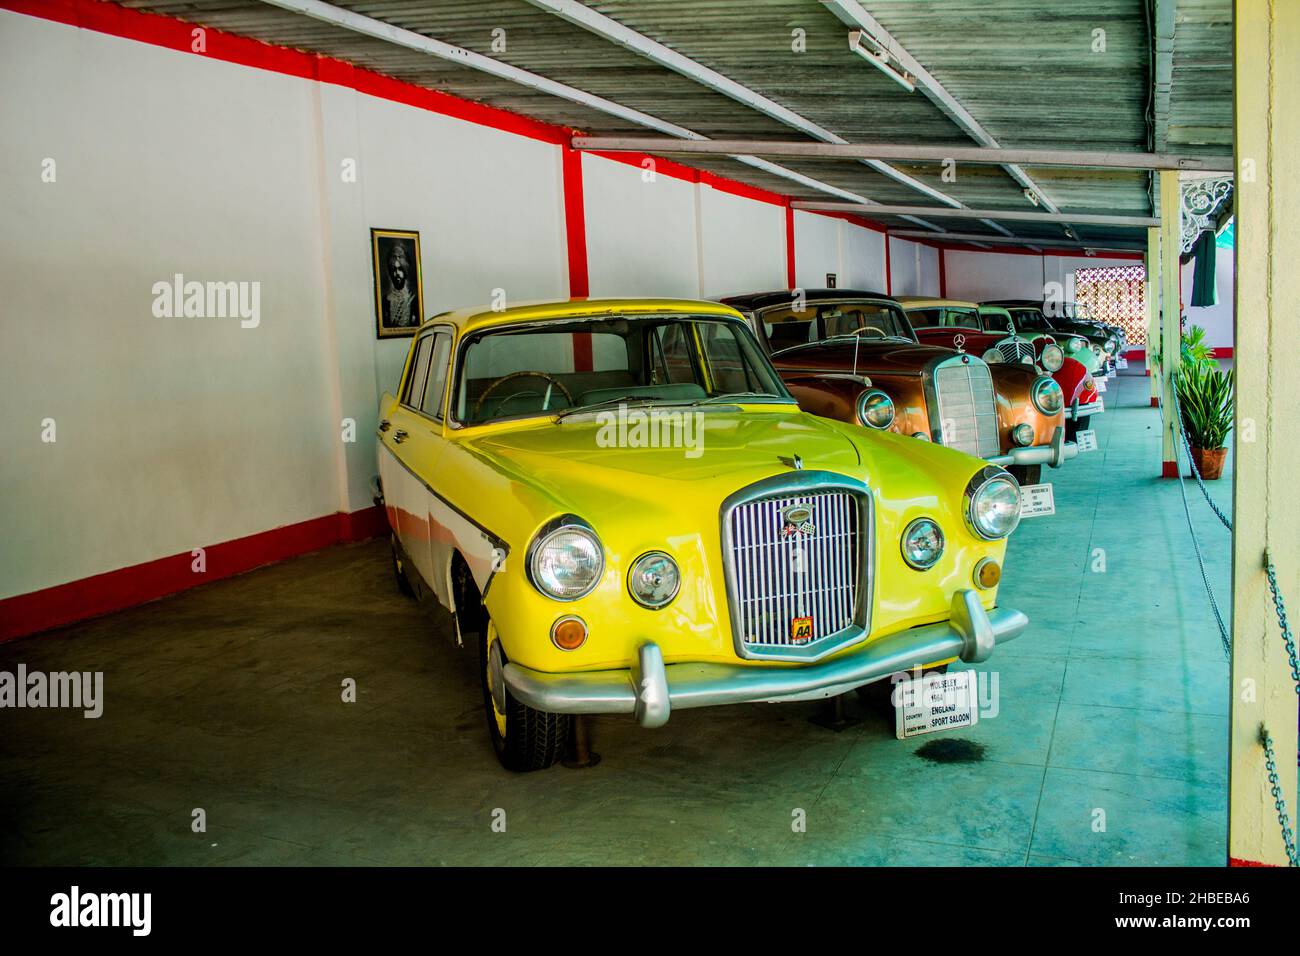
[979,310,1012,334]
[758,300,916,352]
[453,314,790,425]
[1009,308,1056,332]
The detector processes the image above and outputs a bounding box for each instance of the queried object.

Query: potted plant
[1175,361,1234,479]
[1180,324,1216,367]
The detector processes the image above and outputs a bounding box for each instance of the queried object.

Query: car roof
[983,299,1043,308]
[977,304,1012,316]
[894,296,978,309]
[719,288,893,310]
[417,297,744,334]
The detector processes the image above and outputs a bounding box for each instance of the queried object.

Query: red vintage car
[898,297,1007,356]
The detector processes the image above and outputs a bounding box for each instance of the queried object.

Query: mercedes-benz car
[377,297,1030,771]
[721,289,1076,485]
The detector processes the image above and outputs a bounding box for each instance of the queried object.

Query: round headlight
[1104,337,1118,354]
[966,470,1022,540]
[627,551,680,609]
[1068,336,1087,352]
[530,523,603,600]
[901,517,944,570]
[1031,376,1065,415]
[857,389,895,429]
[912,431,931,441]
[1040,343,1064,372]
[1012,423,1035,446]
[982,348,1004,363]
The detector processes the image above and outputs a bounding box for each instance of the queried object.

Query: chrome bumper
[502,590,1029,729]
[986,424,1076,469]
[1065,399,1104,421]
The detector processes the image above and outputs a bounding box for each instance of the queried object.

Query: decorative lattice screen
[1074,265,1147,345]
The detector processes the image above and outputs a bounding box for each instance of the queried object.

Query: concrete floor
[1,368,1233,866]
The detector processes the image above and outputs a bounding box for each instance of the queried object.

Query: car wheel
[1008,464,1041,486]
[479,619,570,773]
[390,534,414,597]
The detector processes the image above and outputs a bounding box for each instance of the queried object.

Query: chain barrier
[1259,724,1299,867]
[1264,553,1300,699]
[1161,378,1232,658]
[1168,380,1234,531]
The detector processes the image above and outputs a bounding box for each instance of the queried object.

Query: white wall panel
[583,154,701,298]
[698,185,785,297]
[943,250,1046,301]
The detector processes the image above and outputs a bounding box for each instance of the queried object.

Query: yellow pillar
[1229,0,1299,867]
[1158,170,1181,476]
[1145,225,1161,404]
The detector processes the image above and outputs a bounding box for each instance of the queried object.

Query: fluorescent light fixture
[848,30,915,93]
[1023,188,1041,207]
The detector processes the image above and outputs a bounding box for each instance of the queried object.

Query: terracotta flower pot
[1190,446,1227,480]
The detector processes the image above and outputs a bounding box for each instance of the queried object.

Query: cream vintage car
[377,298,1029,771]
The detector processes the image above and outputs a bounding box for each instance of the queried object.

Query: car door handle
[392,429,408,444]
[378,419,391,432]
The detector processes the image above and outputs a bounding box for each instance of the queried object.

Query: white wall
[793,212,887,291]
[698,184,786,297]
[0,11,569,599]
[1181,244,1235,350]
[887,237,941,296]
[943,250,1045,301]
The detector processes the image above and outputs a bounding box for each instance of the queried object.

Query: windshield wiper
[554,394,690,421]
[692,391,787,406]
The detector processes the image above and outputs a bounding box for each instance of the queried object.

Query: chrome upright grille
[933,358,1001,458]
[726,490,861,653]
[998,340,1036,366]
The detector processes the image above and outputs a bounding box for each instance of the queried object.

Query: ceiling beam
[890,229,1146,252]
[820,0,1061,214]
[1151,0,1177,153]
[792,201,1159,227]
[570,137,1234,172]
[254,0,942,229]
[519,0,966,209]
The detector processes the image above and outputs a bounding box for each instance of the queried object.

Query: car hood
[772,340,956,376]
[458,407,864,520]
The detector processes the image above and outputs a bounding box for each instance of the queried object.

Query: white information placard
[895,670,979,740]
[1019,482,1056,517]
[1076,429,1098,453]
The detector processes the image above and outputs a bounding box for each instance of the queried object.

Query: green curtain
[1190,229,1218,307]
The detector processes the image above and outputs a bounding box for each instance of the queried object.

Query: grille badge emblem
[790,616,813,645]
[953,332,967,352]
[780,503,815,538]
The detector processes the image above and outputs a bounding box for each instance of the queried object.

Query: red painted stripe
[1229,857,1278,867]
[1127,346,1232,362]
[1162,460,1179,478]
[1,0,569,145]
[561,146,589,298]
[884,233,893,294]
[784,203,796,289]
[0,506,388,643]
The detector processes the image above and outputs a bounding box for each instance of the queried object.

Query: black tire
[479,624,569,772]
[1008,463,1041,486]
[390,534,415,597]
[1065,415,1090,441]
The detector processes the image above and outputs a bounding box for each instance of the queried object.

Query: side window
[402,334,435,407]
[909,309,942,327]
[419,332,453,418]
[982,313,1010,334]
[651,324,698,384]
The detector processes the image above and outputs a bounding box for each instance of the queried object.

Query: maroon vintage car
[720,289,1077,484]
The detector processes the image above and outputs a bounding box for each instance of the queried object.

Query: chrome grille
[998,340,1036,366]
[726,490,860,653]
[933,358,1001,458]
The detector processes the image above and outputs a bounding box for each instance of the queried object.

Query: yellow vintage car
[377,298,1028,771]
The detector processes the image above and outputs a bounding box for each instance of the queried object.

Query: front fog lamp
[1031,376,1065,415]
[1012,423,1035,447]
[966,469,1022,540]
[974,557,1002,589]
[1068,336,1087,352]
[627,551,680,608]
[857,390,895,429]
[1104,337,1118,354]
[1040,343,1064,372]
[529,522,603,600]
[901,518,944,570]
[982,348,1004,363]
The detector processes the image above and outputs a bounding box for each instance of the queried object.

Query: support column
[1146,225,1161,402]
[1229,0,1299,868]
[1158,170,1181,477]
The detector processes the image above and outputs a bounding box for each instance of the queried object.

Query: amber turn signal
[973,558,1002,590]
[551,615,588,651]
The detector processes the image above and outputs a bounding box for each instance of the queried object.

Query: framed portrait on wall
[371,228,424,338]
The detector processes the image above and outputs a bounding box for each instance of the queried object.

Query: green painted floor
[0,368,1234,866]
